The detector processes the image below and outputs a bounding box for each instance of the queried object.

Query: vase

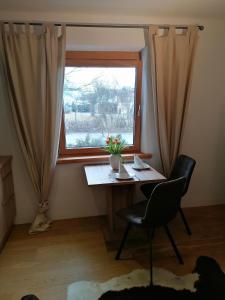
[109,154,121,170]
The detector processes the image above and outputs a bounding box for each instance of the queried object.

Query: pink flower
[106,136,110,145]
[113,138,120,144]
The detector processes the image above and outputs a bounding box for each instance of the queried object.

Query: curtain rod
[1,21,204,31]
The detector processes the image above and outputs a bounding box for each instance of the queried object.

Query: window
[59,51,142,157]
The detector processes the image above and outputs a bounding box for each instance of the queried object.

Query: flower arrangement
[104,135,126,155]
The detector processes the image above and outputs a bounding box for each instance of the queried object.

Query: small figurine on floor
[193,255,225,300]
[21,295,40,300]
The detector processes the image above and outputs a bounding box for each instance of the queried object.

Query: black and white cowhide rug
[67,256,225,300]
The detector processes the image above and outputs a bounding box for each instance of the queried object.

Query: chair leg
[164,225,184,265]
[115,222,132,260]
[147,227,155,286]
[146,227,155,241]
[179,207,192,235]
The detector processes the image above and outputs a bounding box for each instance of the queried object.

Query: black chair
[115,177,186,285]
[141,154,196,235]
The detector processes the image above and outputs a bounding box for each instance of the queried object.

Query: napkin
[134,154,146,168]
[118,161,129,177]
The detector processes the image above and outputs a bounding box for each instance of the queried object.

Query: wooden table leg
[106,186,114,234]
[126,184,135,208]
[105,184,135,242]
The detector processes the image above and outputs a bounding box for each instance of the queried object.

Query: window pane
[63,67,136,149]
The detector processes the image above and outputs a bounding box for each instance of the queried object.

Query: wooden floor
[0,205,225,300]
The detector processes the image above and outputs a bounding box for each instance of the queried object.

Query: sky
[64,67,136,90]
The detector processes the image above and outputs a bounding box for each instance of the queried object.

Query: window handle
[137,104,141,117]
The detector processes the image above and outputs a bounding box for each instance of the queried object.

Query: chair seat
[116,200,148,225]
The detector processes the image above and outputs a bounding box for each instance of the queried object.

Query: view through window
[63,66,136,149]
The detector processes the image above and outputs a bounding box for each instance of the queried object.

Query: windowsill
[57,152,152,165]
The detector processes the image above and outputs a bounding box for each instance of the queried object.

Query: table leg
[126,184,135,208]
[105,184,135,241]
[106,186,114,234]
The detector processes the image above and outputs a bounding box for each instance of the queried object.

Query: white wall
[0,13,225,224]
[180,20,225,207]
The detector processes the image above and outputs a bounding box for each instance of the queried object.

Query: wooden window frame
[59,51,142,158]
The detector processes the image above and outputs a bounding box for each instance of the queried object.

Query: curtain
[0,23,66,233]
[146,25,199,176]
[141,30,162,171]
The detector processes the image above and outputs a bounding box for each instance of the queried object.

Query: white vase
[109,154,121,170]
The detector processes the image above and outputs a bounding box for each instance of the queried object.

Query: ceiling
[0,0,225,19]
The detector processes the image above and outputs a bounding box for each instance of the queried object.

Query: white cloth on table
[134,154,146,168]
[118,161,129,177]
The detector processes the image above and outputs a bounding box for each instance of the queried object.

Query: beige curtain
[141,30,162,171]
[0,23,66,233]
[147,25,199,176]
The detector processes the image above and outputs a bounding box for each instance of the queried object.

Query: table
[84,162,166,241]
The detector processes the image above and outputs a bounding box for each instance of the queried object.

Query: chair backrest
[169,154,196,197]
[142,177,186,227]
